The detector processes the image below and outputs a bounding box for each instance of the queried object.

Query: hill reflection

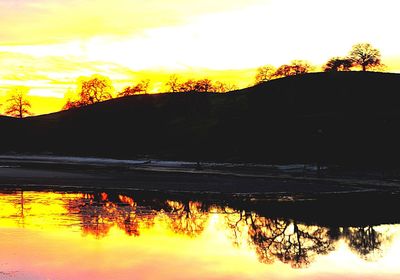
[0,189,397,268]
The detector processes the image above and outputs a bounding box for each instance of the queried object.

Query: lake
[0,187,399,279]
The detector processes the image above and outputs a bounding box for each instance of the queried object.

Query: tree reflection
[224,210,336,268]
[65,193,154,238]
[342,226,386,260]
[65,196,210,238]
[11,190,31,227]
[166,200,209,237]
[224,209,391,267]
[61,192,392,265]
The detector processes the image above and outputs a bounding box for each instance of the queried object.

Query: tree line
[62,74,239,110]
[0,42,384,116]
[254,42,383,84]
[63,42,384,110]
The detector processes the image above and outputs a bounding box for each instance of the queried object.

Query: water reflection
[225,212,336,268]
[0,188,399,279]
[343,226,387,260]
[167,200,209,237]
[65,192,154,238]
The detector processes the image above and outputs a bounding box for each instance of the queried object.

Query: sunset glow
[1,0,400,114]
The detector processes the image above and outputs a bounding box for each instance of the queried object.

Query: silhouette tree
[180,79,206,92]
[63,75,113,110]
[213,81,238,93]
[349,43,382,71]
[255,65,276,84]
[165,74,181,93]
[323,57,354,72]
[193,79,214,92]
[62,99,82,110]
[177,79,215,93]
[5,87,33,118]
[165,76,236,93]
[273,60,312,78]
[177,79,196,92]
[118,79,150,97]
[78,75,113,104]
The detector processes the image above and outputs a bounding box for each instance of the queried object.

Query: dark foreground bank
[1,155,400,195]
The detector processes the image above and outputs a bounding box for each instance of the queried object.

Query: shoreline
[0,155,400,195]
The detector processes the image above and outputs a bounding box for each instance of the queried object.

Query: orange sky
[1,0,400,115]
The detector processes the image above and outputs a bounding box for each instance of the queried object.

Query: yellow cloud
[0,0,265,45]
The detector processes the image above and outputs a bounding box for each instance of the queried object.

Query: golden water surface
[0,190,399,280]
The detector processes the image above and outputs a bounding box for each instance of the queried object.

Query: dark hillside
[2,71,400,165]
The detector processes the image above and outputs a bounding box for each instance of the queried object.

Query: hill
[2,71,400,165]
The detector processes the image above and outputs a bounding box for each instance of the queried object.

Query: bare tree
[349,43,382,71]
[79,75,113,104]
[5,87,33,118]
[165,74,181,93]
[63,75,113,110]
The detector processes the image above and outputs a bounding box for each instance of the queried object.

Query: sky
[1,0,400,114]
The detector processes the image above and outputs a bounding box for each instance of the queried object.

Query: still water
[0,188,399,279]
